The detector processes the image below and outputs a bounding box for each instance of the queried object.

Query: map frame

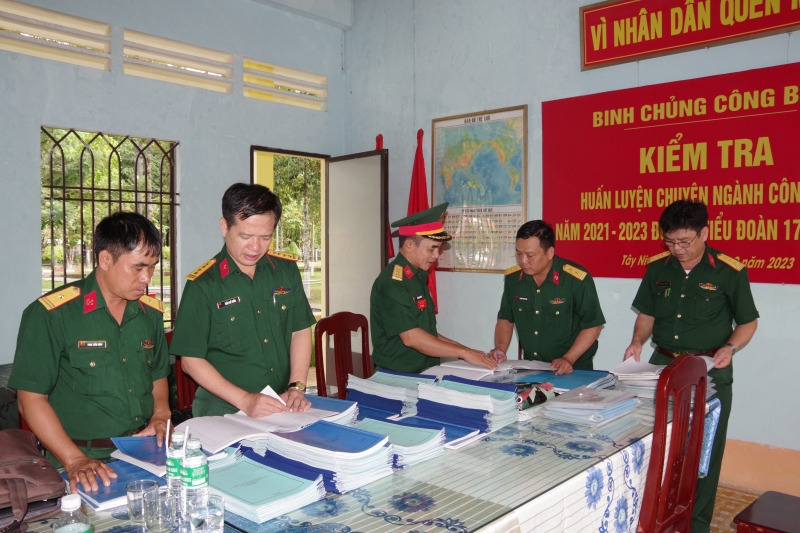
[430,104,528,274]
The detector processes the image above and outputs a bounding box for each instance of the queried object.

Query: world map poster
[432,106,527,273]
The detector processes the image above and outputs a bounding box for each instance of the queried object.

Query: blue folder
[344,389,404,415]
[111,436,166,466]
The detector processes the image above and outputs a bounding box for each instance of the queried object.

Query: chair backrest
[314,312,372,400]
[166,330,198,412]
[638,355,707,533]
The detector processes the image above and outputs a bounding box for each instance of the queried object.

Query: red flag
[407,129,439,313]
[377,134,395,260]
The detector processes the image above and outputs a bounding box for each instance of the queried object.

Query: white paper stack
[307,395,358,425]
[356,418,445,468]
[611,356,716,399]
[346,371,436,417]
[207,445,243,470]
[541,386,639,427]
[266,420,394,493]
[416,377,518,433]
[209,456,325,523]
[422,359,553,381]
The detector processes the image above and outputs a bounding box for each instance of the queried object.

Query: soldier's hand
[281,388,310,412]
[623,342,642,362]
[550,358,574,375]
[463,350,499,370]
[240,392,286,418]
[713,345,734,369]
[488,348,507,363]
[133,413,170,446]
[64,455,117,494]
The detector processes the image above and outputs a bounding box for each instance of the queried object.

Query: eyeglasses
[663,233,698,249]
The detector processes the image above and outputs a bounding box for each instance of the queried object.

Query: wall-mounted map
[432,106,527,273]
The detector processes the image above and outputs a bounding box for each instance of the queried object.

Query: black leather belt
[657,346,720,359]
[72,438,116,448]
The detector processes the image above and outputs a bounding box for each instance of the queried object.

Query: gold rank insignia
[38,286,80,310]
[504,264,522,276]
[392,265,403,281]
[139,294,165,313]
[268,251,299,262]
[186,258,217,280]
[647,251,671,264]
[717,253,744,271]
[563,264,587,281]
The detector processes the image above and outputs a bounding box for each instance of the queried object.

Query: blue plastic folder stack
[415,376,518,433]
[208,455,325,523]
[346,369,437,419]
[356,418,445,468]
[265,420,393,493]
[541,386,639,427]
[63,460,167,511]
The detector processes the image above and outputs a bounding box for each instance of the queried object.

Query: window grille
[243,58,327,111]
[40,127,179,326]
[123,30,233,93]
[0,0,110,70]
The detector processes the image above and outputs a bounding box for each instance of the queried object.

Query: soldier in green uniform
[170,183,315,417]
[624,200,758,533]
[370,203,499,374]
[10,212,170,492]
[489,220,605,375]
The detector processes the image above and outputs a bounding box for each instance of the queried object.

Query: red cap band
[398,221,444,236]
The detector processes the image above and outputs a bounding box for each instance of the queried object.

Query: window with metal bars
[40,127,178,326]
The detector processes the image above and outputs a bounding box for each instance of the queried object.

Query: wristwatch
[287,381,306,392]
[723,342,737,355]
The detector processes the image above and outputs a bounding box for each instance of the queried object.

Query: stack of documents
[208,445,243,470]
[541,386,639,427]
[422,359,553,381]
[64,460,166,511]
[209,455,325,523]
[416,376,518,433]
[265,420,393,493]
[307,395,358,425]
[512,369,615,393]
[346,370,436,419]
[611,356,716,399]
[356,418,445,468]
[391,416,481,449]
[110,436,167,476]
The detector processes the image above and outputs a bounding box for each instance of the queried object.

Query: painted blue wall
[345,0,800,450]
[0,0,346,364]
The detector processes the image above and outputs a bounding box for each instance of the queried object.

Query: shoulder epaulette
[392,265,403,281]
[268,251,299,262]
[647,251,671,264]
[504,264,522,276]
[563,264,587,281]
[38,286,81,311]
[186,258,217,281]
[717,253,744,271]
[139,294,165,313]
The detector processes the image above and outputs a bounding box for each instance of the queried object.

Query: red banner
[542,62,800,284]
[581,0,800,70]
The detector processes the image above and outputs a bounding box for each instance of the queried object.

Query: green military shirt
[498,255,606,369]
[9,271,169,446]
[370,253,438,373]
[632,244,759,386]
[170,246,316,416]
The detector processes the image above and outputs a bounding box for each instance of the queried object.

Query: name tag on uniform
[217,296,241,309]
[515,296,528,301]
[549,298,566,304]
[78,341,106,349]
[656,281,671,287]
[141,339,155,349]
[414,294,427,310]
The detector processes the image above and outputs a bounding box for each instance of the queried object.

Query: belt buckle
[672,351,690,356]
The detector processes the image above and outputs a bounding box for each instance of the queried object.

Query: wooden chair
[166,330,198,412]
[638,355,707,533]
[314,312,372,400]
[733,491,800,533]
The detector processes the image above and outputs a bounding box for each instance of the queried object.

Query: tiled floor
[711,485,762,533]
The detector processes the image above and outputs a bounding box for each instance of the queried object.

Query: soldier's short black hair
[660,200,708,234]
[516,220,555,250]
[94,212,161,262]
[222,183,282,227]
[399,235,425,248]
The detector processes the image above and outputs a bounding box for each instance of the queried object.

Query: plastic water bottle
[53,494,91,533]
[167,431,185,519]
[180,438,209,517]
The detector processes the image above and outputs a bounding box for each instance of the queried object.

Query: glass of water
[187,495,224,533]
[126,480,158,524]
